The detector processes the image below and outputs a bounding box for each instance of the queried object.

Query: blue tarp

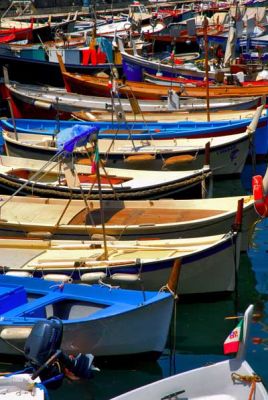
[56,125,99,153]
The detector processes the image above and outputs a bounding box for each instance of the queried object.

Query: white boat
[2,128,253,176]
[0,274,175,359]
[0,374,44,399]
[110,304,268,400]
[5,81,261,115]
[0,230,241,295]
[0,154,212,200]
[0,195,255,251]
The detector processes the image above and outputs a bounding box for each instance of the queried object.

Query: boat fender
[110,273,140,282]
[124,154,155,163]
[43,274,72,283]
[34,100,52,110]
[252,175,268,217]
[163,154,195,167]
[5,271,32,278]
[80,272,106,282]
[27,231,53,239]
[0,327,32,340]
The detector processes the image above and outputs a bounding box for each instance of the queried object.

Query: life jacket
[81,47,106,65]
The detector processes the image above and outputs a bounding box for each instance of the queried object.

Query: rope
[231,372,262,400]
[0,171,212,200]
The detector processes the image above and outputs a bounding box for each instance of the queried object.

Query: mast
[203,16,210,122]
[92,134,109,260]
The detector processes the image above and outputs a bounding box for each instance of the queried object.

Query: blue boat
[2,116,267,141]
[1,108,267,160]
[0,274,174,361]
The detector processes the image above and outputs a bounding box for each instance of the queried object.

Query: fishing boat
[0,229,241,295]
[110,305,268,400]
[144,71,268,98]
[0,13,78,44]
[60,68,183,100]
[118,42,217,81]
[0,195,256,251]
[0,43,121,87]
[1,102,264,140]
[0,374,44,399]
[0,154,212,200]
[0,273,176,359]
[1,124,255,176]
[3,80,261,119]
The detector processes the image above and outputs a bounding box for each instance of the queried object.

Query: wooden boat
[96,20,166,38]
[1,126,255,176]
[119,43,216,81]
[0,46,121,87]
[0,194,256,251]
[0,230,241,295]
[144,71,268,98]
[4,81,262,119]
[0,274,175,359]
[2,106,263,176]
[110,304,268,400]
[61,69,182,100]
[1,103,264,141]
[0,374,44,399]
[0,14,78,44]
[0,155,212,200]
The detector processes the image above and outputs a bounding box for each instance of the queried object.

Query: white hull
[111,305,268,400]
[0,232,240,295]
[0,374,44,399]
[0,195,256,251]
[111,359,268,400]
[0,295,173,357]
[3,130,251,175]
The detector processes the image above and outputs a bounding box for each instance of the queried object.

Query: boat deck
[69,208,225,226]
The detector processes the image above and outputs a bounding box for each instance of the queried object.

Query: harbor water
[0,161,268,399]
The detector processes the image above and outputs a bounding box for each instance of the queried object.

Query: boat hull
[1,232,240,295]
[0,276,174,359]
[0,195,256,251]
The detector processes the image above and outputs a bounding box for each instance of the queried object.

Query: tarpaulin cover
[56,124,99,153]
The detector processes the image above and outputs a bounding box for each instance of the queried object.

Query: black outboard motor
[24,318,96,389]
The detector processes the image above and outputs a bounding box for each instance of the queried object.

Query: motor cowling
[24,318,63,368]
[24,318,96,389]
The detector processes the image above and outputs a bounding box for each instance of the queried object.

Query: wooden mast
[92,134,109,260]
[203,16,210,122]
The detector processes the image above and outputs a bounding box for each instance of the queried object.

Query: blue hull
[2,117,268,156]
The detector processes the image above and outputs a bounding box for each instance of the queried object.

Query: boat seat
[50,299,105,320]
[3,292,63,318]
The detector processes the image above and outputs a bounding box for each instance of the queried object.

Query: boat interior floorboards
[68,208,225,225]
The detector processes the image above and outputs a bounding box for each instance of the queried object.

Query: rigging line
[0,150,64,215]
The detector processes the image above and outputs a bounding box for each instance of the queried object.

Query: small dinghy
[0,273,176,360]
[0,230,241,296]
[110,305,268,400]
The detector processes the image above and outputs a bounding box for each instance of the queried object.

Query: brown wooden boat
[61,70,180,100]
[144,72,268,98]
[0,194,256,251]
[57,52,181,100]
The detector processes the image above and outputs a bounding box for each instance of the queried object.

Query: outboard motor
[24,318,96,389]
